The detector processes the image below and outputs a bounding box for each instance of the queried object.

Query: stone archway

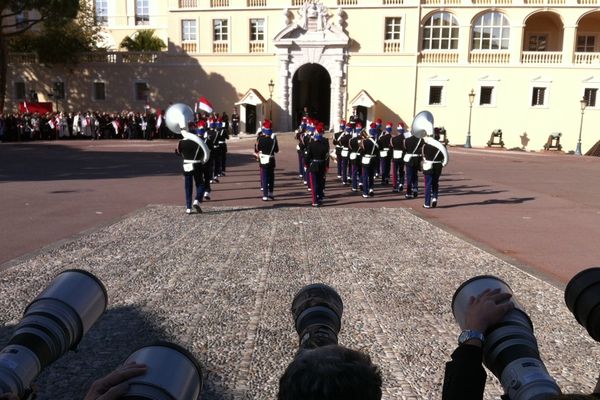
[292,63,331,127]
[273,3,350,131]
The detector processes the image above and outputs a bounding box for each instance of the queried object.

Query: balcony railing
[521,51,562,63]
[337,0,358,4]
[384,41,402,53]
[469,51,510,63]
[81,52,160,64]
[383,0,404,3]
[472,0,512,4]
[182,42,197,53]
[249,41,265,53]
[291,0,304,5]
[213,42,228,53]
[574,52,600,64]
[210,0,229,6]
[420,51,459,63]
[247,0,267,6]
[421,0,461,5]
[178,0,196,7]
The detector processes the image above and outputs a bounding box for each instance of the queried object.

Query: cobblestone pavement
[0,206,598,399]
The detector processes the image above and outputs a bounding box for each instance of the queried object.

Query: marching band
[166,102,448,212]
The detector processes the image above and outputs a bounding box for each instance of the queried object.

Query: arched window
[472,12,510,50]
[422,12,459,50]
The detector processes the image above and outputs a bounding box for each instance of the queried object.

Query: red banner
[18,102,53,114]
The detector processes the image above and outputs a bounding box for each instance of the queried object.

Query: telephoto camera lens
[291,283,344,350]
[0,269,107,397]
[120,341,203,400]
[452,275,561,400]
[565,267,600,341]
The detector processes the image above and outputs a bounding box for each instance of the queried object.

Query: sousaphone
[410,110,448,165]
[165,103,210,164]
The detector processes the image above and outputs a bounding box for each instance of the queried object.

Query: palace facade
[6,0,600,150]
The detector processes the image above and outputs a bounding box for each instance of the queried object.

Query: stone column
[330,58,345,131]
[458,24,471,65]
[562,25,577,65]
[278,54,291,131]
[510,25,524,65]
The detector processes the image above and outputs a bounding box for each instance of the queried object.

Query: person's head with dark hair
[278,345,382,400]
[547,396,600,399]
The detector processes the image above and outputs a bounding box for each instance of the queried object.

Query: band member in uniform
[305,122,330,207]
[208,118,222,182]
[391,123,407,193]
[256,120,278,201]
[339,123,352,185]
[333,120,346,179]
[231,108,239,136]
[348,122,363,192]
[302,120,315,190]
[404,130,424,199]
[422,133,449,208]
[295,119,308,180]
[216,117,229,176]
[166,103,210,214]
[360,123,379,198]
[197,120,214,200]
[377,122,393,185]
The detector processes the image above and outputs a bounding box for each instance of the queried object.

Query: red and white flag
[48,119,55,129]
[198,96,213,113]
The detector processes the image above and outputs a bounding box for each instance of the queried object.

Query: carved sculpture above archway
[273,2,350,131]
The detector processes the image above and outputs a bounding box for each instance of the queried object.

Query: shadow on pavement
[0,305,233,400]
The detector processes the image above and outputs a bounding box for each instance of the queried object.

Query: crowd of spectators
[0,109,175,142]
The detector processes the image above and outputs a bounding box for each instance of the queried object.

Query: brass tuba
[410,110,434,139]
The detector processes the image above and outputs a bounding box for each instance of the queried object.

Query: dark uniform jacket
[256,135,279,168]
[391,135,406,153]
[349,136,362,164]
[377,132,392,156]
[422,141,445,175]
[306,137,330,172]
[361,137,378,163]
[178,137,207,174]
[333,130,345,155]
[404,136,424,168]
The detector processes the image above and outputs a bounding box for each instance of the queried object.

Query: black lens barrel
[565,267,600,341]
[291,284,344,349]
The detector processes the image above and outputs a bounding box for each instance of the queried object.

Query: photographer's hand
[464,288,514,346]
[84,362,147,400]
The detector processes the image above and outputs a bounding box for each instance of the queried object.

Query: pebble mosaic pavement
[0,205,598,399]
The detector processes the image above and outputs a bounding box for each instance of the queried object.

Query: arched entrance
[292,63,331,128]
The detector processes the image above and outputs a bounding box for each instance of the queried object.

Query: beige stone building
[6,0,600,151]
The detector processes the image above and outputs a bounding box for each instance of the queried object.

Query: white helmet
[165,103,194,135]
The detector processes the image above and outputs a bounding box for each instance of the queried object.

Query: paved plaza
[0,205,598,399]
[1,137,600,399]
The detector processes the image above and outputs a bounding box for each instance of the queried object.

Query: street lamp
[464,89,476,148]
[575,97,587,156]
[268,79,275,120]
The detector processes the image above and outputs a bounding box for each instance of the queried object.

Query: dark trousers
[220,148,227,172]
[405,160,420,195]
[184,167,205,208]
[297,152,305,178]
[392,158,405,191]
[213,147,222,177]
[341,157,349,184]
[336,149,343,176]
[380,155,391,182]
[424,168,442,206]
[351,161,361,190]
[309,170,325,204]
[260,165,275,196]
[203,158,213,193]
[361,161,375,195]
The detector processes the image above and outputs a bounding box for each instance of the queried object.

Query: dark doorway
[245,105,256,133]
[292,63,331,128]
[355,106,367,126]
